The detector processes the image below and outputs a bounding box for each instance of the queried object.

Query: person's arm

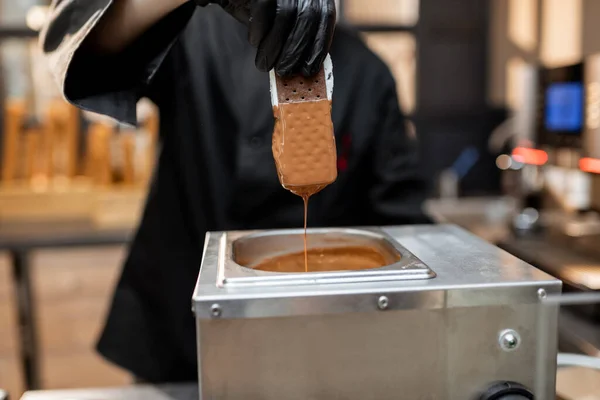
[369,72,432,225]
[39,0,336,124]
[40,0,196,124]
[87,0,187,53]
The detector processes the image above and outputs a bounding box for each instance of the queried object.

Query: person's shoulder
[330,26,395,85]
[183,5,246,45]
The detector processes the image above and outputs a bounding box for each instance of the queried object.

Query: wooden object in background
[144,108,159,145]
[557,366,600,400]
[65,104,81,177]
[0,183,93,222]
[0,183,148,225]
[0,253,25,399]
[86,123,113,186]
[344,0,419,25]
[31,247,131,389]
[120,132,136,185]
[23,127,43,182]
[140,101,159,184]
[46,100,80,180]
[92,187,146,228]
[362,32,416,114]
[2,99,26,183]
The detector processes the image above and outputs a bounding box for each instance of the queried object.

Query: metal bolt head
[499,329,521,351]
[211,303,222,318]
[537,288,547,299]
[377,296,389,310]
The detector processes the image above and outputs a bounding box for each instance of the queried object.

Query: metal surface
[377,295,389,310]
[557,353,600,370]
[193,224,561,399]
[20,384,198,400]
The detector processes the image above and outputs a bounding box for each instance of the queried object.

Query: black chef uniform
[40,1,431,383]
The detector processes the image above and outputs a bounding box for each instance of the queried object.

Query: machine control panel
[537,63,584,150]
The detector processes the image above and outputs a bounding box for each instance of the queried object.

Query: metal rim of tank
[219,227,436,287]
[232,227,402,270]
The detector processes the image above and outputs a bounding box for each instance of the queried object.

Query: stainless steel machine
[192,225,562,400]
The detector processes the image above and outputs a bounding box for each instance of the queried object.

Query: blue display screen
[545,82,583,132]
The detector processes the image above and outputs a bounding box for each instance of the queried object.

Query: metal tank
[192,224,561,400]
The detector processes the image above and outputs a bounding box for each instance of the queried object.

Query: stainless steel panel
[199,310,446,400]
[198,304,557,400]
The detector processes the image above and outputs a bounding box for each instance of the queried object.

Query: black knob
[480,381,534,400]
[499,397,530,400]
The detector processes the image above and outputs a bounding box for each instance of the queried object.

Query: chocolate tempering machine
[192,224,562,400]
[191,55,563,400]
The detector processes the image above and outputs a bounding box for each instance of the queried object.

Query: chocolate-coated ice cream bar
[270,55,337,197]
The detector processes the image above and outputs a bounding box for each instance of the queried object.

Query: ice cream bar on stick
[270,55,337,197]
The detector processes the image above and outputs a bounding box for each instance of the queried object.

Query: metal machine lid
[192,225,562,320]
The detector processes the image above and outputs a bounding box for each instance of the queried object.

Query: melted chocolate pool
[252,246,397,273]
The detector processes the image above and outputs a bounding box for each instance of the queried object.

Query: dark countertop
[428,197,600,356]
[559,310,600,357]
[425,197,517,243]
[0,220,133,250]
[501,235,600,292]
[501,235,600,357]
[20,384,198,400]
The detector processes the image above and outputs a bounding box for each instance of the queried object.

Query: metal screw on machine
[537,288,547,299]
[377,296,389,310]
[211,304,222,318]
[498,329,521,352]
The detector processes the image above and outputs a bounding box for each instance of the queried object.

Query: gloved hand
[195,0,336,77]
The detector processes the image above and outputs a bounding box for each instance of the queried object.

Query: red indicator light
[511,147,548,166]
[580,157,600,174]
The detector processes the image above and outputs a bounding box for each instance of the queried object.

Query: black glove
[195,0,336,77]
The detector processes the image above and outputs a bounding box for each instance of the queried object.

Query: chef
[40,0,431,383]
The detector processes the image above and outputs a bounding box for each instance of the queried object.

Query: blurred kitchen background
[1,0,600,399]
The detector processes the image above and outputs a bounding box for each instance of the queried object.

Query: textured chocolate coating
[271,64,336,197]
[272,101,337,192]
